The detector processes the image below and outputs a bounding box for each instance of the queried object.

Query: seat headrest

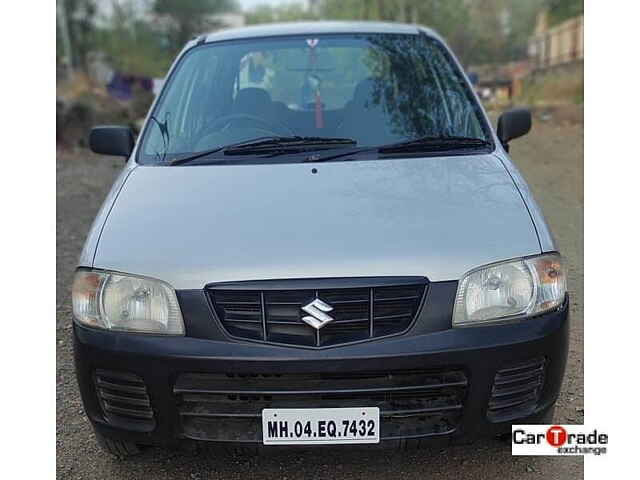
[234,88,272,114]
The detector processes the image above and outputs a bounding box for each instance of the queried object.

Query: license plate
[262,407,380,445]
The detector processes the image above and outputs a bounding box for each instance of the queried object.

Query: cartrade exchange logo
[512,425,608,456]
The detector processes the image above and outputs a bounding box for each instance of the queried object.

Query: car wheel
[94,430,142,458]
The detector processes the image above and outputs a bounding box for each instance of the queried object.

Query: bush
[57,73,150,149]
[517,63,584,106]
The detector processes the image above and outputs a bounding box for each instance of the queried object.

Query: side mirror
[497,108,532,147]
[89,126,135,158]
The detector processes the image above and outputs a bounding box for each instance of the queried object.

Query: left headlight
[453,253,566,327]
[72,269,184,335]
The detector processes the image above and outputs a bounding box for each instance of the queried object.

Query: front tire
[94,430,142,458]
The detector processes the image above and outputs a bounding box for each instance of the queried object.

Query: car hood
[94,154,541,289]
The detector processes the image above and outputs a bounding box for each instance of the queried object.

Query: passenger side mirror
[497,108,532,147]
[89,126,135,158]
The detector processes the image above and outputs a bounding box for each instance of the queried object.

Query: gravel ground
[56,110,583,479]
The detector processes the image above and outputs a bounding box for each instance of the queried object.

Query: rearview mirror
[497,108,532,146]
[89,126,135,158]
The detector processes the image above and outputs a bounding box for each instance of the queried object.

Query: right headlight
[453,253,566,327]
[72,269,184,335]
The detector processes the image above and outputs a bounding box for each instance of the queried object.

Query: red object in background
[315,92,324,129]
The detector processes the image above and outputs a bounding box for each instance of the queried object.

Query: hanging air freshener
[306,38,324,129]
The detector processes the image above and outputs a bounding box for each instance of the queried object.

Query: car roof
[203,21,440,44]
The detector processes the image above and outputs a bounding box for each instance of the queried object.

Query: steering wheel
[207,113,295,136]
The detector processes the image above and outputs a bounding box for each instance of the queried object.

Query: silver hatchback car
[73,22,568,456]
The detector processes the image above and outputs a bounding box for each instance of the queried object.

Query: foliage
[245,0,546,66]
[546,0,583,26]
[58,0,98,70]
[57,0,564,78]
[92,1,172,77]
[153,0,239,53]
[246,3,317,24]
[517,64,584,106]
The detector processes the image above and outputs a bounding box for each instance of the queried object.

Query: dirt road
[56,110,583,479]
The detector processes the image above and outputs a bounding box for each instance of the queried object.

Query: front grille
[487,357,546,422]
[208,278,427,347]
[174,369,467,442]
[94,370,155,432]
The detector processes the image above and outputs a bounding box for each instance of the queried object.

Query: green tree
[246,3,318,24]
[319,0,395,21]
[153,0,239,53]
[245,0,545,66]
[502,0,546,60]
[94,0,172,77]
[546,0,583,25]
[58,0,98,72]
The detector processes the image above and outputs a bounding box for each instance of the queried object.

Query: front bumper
[74,299,568,448]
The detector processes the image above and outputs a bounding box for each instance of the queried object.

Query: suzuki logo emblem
[301,298,334,330]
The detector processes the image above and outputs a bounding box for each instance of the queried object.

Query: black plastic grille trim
[94,369,155,432]
[174,369,467,442]
[487,357,546,422]
[207,278,428,348]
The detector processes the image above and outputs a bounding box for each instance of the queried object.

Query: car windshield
[139,33,492,164]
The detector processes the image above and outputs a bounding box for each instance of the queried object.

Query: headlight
[453,253,566,327]
[72,270,184,335]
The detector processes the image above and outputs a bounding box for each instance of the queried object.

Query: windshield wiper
[169,136,357,165]
[223,136,356,155]
[378,136,492,154]
[303,146,378,163]
[169,136,287,165]
[303,136,492,163]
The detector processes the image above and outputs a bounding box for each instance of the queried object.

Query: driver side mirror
[89,126,135,158]
[497,108,532,148]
